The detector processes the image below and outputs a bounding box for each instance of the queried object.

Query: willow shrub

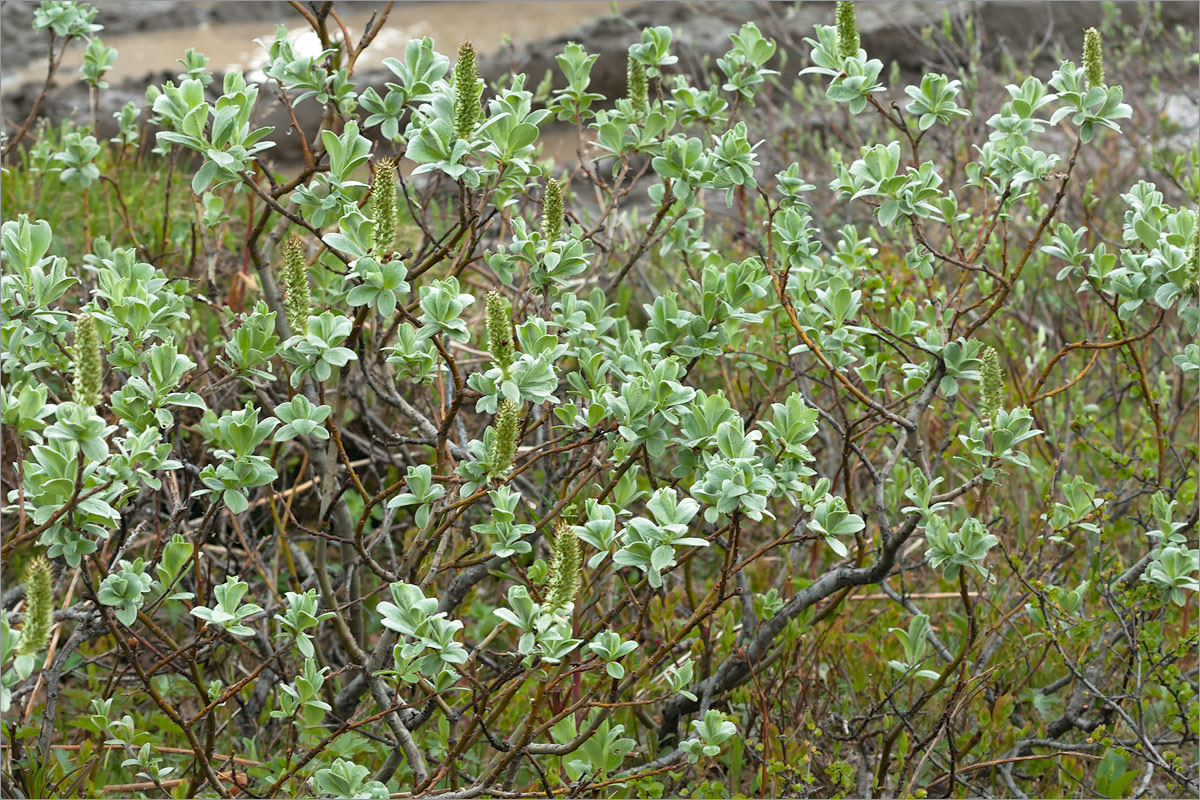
[1,1,1198,797]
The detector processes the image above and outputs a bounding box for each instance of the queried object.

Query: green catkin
[372,157,398,256]
[18,557,54,656]
[980,346,1005,422]
[282,235,311,335]
[1083,28,1104,89]
[72,313,103,407]
[487,399,520,478]
[486,291,514,373]
[453,41,481,141]
[627,53,648,113]
[1186,227,1199,294]
[836,1,860,61]
[542,178,563,243]
[545,519,581,613]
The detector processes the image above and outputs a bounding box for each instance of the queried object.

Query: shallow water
[6,1,627,88]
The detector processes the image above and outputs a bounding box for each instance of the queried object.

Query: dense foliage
[1,2,1197,797]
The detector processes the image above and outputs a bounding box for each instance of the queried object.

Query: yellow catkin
[487,399,520,478]
[980,346,1005,421]
[836,1,860,61]
[542,178,563,243]
[282,235,311,335]
[1083,27,1104,89]
[17,557,54,656]
[545,519,581,612]
[72,314,103,407]
[453,42,481,140]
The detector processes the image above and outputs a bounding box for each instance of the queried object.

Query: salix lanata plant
[1,1,1196,797]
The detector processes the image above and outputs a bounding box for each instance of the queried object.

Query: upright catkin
[1188,228,1199,282]
[17,557,54,656]
[486,291,514,373]
[1184,227,1199,295]
[980,346,1005,422]
[72,313,103,407]
[542,178,563,243]
[545,519,581,613]
[453,42,481,140]
[487,399,520,478]
[836,1,860,61]
[282,235,311,335]
[372,157,398,256]
[627,54,648,113]
[1083,27,1105,89]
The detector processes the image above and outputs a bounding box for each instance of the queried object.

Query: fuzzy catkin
[980,346,1005,422]
[18,557,54,656]
[627,54,648,113]
[72,313,103,407]
[487,399,520,478]
[836,1,860,61]
[542,178,563,243]
[544,519,581,613]
[282,235,311,335]
[453,42,481,141]
[1185,228,1199,293]
[372,157,398,256]
[1083,28,1104,89]
[486,291,514,373]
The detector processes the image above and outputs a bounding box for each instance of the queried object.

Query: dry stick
[1028,346,1102,406]
[434,539,740,792]
[240,456,370,513]
[99,174,146,255]
[238,169,352,265]
[228,75,427,783]
[1023,312,1163,404]
[97,602,233,799]
[656,359,947,741]
[1123,324,1171,485]
[327,6,353,64]
[604,186,675,291]
[35,609,99,754]
[964,139,1082,338]
[285,0,320,31]
[873,569,977,794]
[771,270,916,433]
[187,640,292,726]
[260,699,414,797]
[345,3,395,73]
[846,591,975,601]
[9,743,263,768]
[99,776,234,795]
[927,750,1102,792]
[1045,616,1196,793]
[3,31,65,159]
[306,307,427,784]
[276,84,314,169]
[324,306,373,646]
